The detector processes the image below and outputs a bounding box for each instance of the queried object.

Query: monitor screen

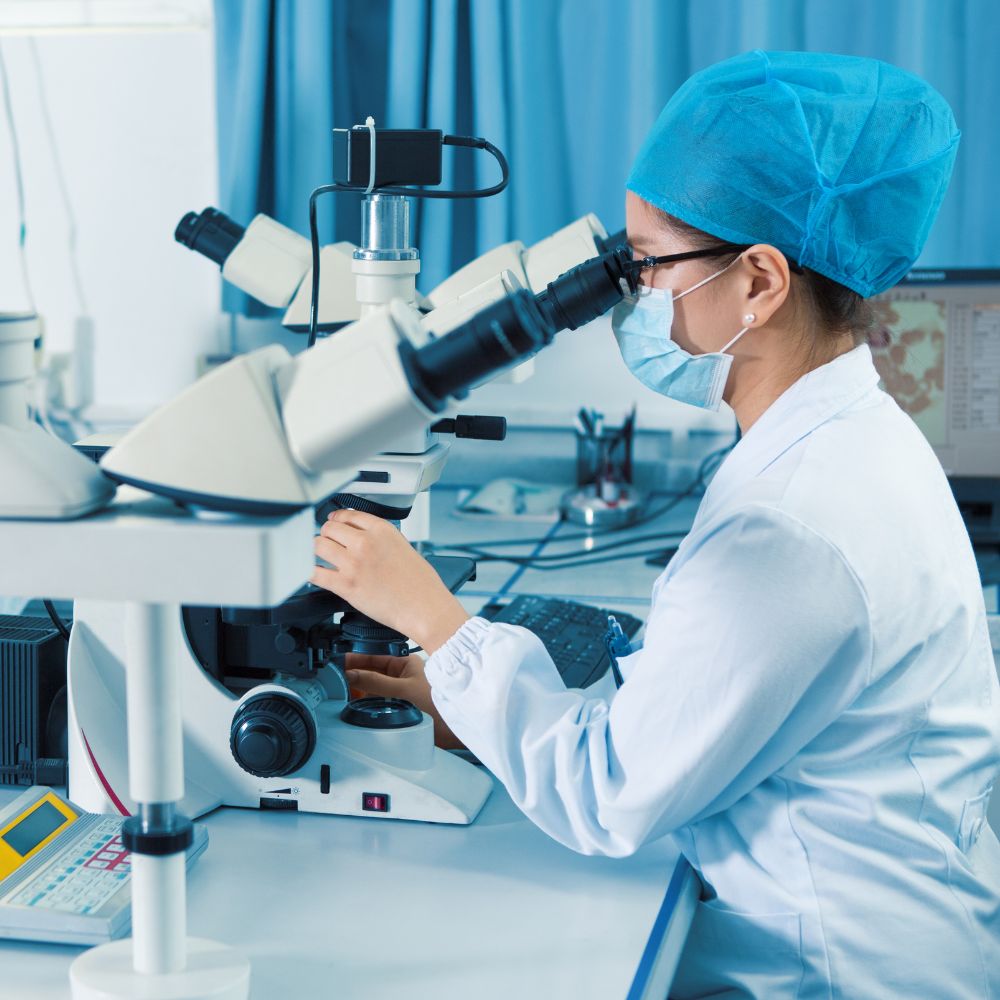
[871,268,1000,478]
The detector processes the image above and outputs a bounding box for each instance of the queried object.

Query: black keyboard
[479,594,643,689]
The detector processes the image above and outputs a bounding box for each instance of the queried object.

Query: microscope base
[68,599,493,826]
[228,705,493,825]
[70,937,250,1000]
[0,424,114,519]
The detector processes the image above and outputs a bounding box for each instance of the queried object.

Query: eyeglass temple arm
[622,243,804,275]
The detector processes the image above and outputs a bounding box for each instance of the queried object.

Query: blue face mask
[610,259,751,411]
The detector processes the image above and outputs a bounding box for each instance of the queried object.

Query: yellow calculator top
[0,789,77,882]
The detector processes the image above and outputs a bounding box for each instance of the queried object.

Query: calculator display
[1,803,67,857]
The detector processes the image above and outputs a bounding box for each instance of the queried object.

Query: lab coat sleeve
[425,504,873,857]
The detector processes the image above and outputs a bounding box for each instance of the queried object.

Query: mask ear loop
[719,322,752,354]
[672,252,743,302]
[671,253,754,354]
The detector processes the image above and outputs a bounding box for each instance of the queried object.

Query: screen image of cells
[868,299,947,444]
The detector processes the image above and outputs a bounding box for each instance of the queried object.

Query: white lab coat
[425,345,1000,999]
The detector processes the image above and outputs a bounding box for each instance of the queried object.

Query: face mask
[610,259,751,411]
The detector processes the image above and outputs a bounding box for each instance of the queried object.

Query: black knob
[320,494,412,522]
[430,415,508,441]
[340,697,423,730]
[230,694,316,777]
[336,613,410,657]
[274,627,305,655]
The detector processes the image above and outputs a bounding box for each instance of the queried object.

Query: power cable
[43,599,71,642]
[28,38,89,314]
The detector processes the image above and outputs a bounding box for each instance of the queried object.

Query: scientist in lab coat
[312,51,1000,998]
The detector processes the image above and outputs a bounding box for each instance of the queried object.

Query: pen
[603,615,632,689]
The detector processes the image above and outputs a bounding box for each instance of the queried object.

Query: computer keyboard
[478,594,644,689]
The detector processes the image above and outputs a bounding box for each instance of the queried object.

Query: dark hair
[653,208,875,344]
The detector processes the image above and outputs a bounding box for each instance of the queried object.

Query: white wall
[0,21,220,421]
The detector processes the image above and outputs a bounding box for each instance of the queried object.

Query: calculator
[0,786,208,946]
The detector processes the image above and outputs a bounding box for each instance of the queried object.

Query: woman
[312,51,1000,997]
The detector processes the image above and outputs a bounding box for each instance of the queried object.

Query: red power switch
[362,793,390,813]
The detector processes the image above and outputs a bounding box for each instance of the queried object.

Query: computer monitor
[870,268,1000,544]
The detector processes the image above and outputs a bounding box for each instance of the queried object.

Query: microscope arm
[103,218,635,516]
[99,290,558,514]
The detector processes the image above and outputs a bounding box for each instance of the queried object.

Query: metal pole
[123,602,187,976]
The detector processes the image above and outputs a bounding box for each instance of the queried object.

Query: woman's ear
[742,244,793,325]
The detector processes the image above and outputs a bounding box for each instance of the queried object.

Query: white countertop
[0,783,698,1000]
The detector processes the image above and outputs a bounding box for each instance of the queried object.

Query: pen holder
[564,411,643,529]
[575,427,633,488]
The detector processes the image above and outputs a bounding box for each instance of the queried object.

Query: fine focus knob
[230,694,316,777]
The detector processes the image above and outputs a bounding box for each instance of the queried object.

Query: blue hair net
[627,50,960,297]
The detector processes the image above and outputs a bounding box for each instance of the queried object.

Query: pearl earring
[743,313,756,325]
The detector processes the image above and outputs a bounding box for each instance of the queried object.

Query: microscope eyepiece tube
[402,290,553,406]
[175,208,246,266]
[594,226,628,256]
[535,247,635,333]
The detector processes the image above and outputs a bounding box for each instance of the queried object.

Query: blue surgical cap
[627,50,960,297]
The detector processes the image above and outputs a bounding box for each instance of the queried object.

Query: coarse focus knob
[230,694,316,778]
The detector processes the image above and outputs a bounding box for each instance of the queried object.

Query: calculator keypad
[4,818,131,915]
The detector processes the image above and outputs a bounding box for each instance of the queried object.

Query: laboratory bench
[0,487,703,1000]
[0,783,698,1000]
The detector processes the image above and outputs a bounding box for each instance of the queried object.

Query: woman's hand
[311,508,469,654]
[344,653,464,750]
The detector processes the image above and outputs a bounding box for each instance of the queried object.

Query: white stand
[71,937,248,1000]
[0,490,316,1000]
[0,312,114,519]
[69,604,249,1000]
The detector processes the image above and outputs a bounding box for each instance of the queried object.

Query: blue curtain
[213,0,998,313]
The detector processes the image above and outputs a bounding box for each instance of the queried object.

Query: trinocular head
[627,50,960,298]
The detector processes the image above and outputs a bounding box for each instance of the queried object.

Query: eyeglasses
[623,243,805,277]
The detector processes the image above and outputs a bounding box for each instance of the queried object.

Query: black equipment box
[0,616,68,787]
[332,127,443,188]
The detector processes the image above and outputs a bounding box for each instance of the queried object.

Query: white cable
[32,369,57,436]
[364,115,376,194]
[28,38,89,315]
[27,40,94,432]
[0,42,36,312]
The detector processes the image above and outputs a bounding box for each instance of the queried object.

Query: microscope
[0,123,648,1000]
[66,124,637,829]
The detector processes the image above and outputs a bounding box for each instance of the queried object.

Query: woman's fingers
[328,508,380,530]
[344,668,410,699]
[344,653,411,679]
[314,535,345,567]
[319,518,360,545]
[310,564,340,592]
